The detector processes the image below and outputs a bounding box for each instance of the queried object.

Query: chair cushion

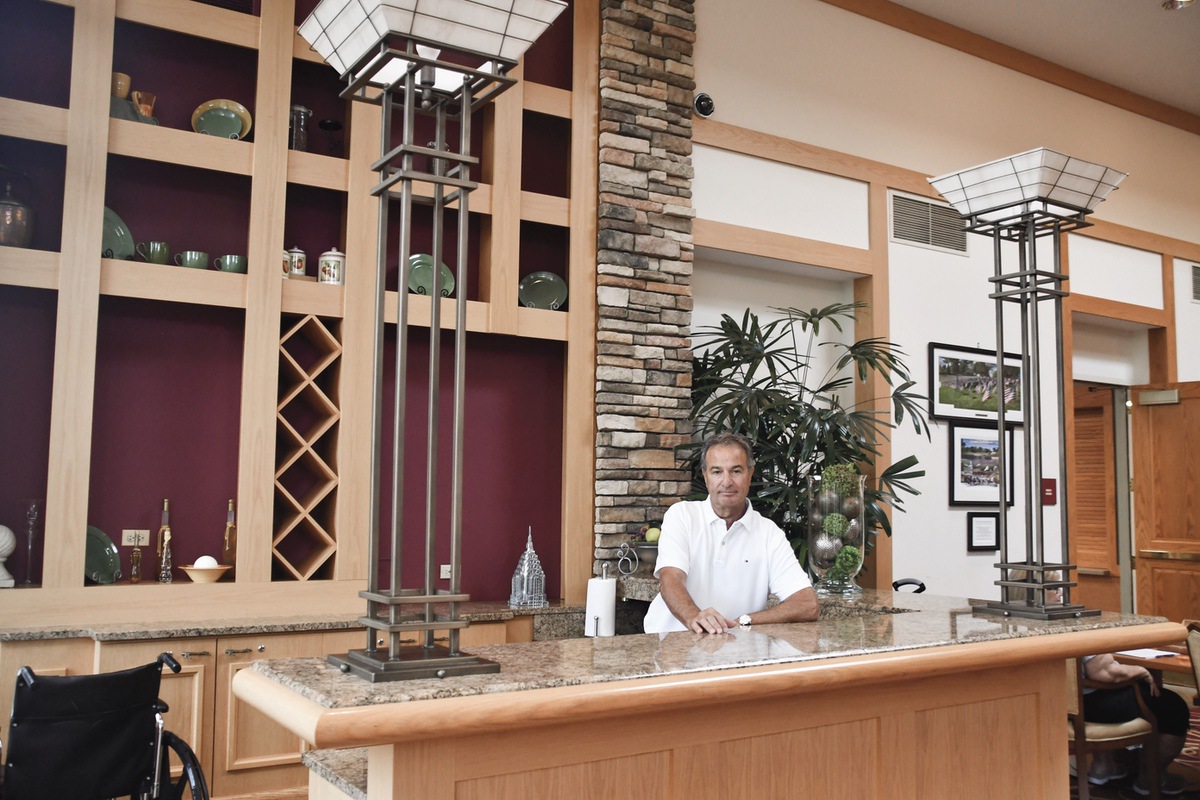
[1068,718,1152,742]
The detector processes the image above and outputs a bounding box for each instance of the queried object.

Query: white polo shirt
[642,498,811,634]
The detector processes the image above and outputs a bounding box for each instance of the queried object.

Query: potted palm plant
[686,302,929,574]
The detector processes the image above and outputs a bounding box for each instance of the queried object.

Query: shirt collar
[702,496,753,531]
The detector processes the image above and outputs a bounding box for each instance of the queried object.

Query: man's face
[703,444,753,521]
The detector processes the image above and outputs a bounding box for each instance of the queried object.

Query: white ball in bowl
[194,555,219,568]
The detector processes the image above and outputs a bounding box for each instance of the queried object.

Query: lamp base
[329,646,500,682]
[974,601,1101,621]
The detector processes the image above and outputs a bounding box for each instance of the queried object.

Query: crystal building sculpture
[509,530,548,609]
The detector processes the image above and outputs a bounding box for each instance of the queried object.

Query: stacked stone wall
[593,0,696,575]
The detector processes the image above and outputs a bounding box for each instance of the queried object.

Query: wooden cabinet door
[0,639,94,729]
[211,632,323,798]
[1131,381,1200,620]
[94,637,217,779]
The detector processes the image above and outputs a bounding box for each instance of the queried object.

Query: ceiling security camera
[693,92,715,118]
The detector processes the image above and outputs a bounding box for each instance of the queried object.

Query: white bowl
[180,564,232,584]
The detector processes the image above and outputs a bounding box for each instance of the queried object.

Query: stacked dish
[191,99,253,140]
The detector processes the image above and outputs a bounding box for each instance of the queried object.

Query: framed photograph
[928,342,1024,424]
[966,512,1000,552]
[948,422,1016,507]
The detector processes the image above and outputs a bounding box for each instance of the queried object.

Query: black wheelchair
[1,652,209,799]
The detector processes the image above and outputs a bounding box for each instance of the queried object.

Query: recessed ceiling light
[1161,0,1194,10]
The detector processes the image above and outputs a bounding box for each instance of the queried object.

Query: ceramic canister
[318,247,345,285]
[286,246,306,277]
[281,249,291,277]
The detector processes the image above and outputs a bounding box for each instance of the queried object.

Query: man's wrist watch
[737,614,752,628]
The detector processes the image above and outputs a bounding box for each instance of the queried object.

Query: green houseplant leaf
[685,303,930,562]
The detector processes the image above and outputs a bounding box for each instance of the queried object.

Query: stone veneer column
[593,0,696,576]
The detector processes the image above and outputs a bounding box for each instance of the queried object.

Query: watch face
[738,614,751,626]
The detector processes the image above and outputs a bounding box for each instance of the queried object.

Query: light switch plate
[122,529,150,547]
[440,564,452,579]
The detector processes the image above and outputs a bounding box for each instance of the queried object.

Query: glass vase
[807,472,866,595]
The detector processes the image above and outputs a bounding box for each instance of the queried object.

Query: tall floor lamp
[929,148,1126,620]
[299,0,567,681]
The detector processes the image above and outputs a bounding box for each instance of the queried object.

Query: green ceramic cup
[136,240,170,264]
[174,250,208,269]
[214,254,247,274]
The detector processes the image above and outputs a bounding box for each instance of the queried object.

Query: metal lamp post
[299,0,567,681]
[929,148,1126,620]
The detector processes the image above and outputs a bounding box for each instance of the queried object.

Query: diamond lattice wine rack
[274,314,342,580]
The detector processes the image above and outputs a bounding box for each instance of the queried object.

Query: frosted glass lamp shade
[928,148,1127,220]
[299,0,568,82]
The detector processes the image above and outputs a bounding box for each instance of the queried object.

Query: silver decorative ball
[817,489,841,513]
[808,507,825,529]
[840,495,862,518]
[842,519,862,547]
[810,534,841,566]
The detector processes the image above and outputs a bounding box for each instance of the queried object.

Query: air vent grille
[1192,264,1200,303]
[892,195,967,253]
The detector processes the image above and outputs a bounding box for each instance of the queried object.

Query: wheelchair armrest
[155,699,170,714]
[158,652,181,674]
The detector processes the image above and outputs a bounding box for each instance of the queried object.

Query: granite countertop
[248,589,1173,710]
[0,600,584,642]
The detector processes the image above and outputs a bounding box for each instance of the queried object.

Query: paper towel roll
[585,577,616,637]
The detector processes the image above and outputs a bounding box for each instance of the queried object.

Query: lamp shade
[928,148,1127,219]
[299,0,568,80]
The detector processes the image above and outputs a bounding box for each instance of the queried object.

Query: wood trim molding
[817,0,1200,137]
[693,118,938,198]
[1075,219,1200,264]
[1149,253,1178,383]
[1067,294,1171,329]
[693,218,874,276]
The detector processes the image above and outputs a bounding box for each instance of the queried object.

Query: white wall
[1176,260,1200,382]
[690,0,1200,599]
[1072,322,1150,386]
[1068,235,1163,309]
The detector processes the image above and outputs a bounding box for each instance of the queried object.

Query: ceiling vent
[891,193,967,254]
[1192,264,1200,303]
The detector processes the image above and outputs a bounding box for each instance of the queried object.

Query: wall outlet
[440,564,452,580]
[122,529,150,547]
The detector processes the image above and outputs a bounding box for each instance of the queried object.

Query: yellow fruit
[644,527,661,543]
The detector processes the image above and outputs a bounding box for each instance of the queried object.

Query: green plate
[196,107,243,139]
[518,271,568,310]
[407,253,455,297]
[102,207,135,260]
[85,525,121,584]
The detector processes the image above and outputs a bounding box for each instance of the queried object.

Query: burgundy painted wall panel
[283,184,345,278]
[0,138,67,254]
[0,286,57,586]
[105,155,252,265]
[88,297,244,581]
[112,20,259,138]
[522,1,575,91]
[374,330,565,601]
[522,112,571,198]
[0,0,73,109]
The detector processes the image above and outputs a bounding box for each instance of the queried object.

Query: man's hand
[687,607,737,634]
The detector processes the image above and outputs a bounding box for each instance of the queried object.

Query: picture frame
[966,511,1000,552]
[928,342,1024,424]
[948,422,1016,507]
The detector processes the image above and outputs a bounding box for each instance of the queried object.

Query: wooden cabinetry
[0,0,598,614]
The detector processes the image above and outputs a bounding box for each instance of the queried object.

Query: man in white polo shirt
[643,432,818,634]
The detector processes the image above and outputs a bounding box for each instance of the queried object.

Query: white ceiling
[884,0,1200,118]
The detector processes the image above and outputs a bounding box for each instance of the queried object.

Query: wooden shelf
[0,247,60,289]
[113,0,260,50]
[99,258,248,307]
[287,150,349,191]
[0,97,68,146]
[521,191,570,227]
[281,278,345,317]
[108,118,254,175]
[524,82,573,119]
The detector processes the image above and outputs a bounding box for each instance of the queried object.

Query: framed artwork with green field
[927,342,1023,425]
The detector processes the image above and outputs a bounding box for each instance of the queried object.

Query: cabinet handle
[179,651,210,659]
[225,648,252,655]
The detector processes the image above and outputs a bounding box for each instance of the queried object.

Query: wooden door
[1131,381,1200,620]
[1070,384,1122,611]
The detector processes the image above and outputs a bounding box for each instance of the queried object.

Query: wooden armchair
[1066,657,1162,800]
[1186,621,1200,705]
